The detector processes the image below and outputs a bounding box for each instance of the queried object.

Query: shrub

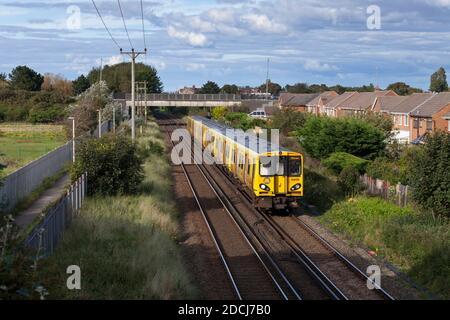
[27,104,67,124]
[211,106,228,121]
[271,108,308,135]
[71,134,144,196]
[408,132,450,217]
[338,166,364,196]
[297,116,386,160]
[323,152,369,175]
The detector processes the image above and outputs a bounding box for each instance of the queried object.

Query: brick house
[443,112,450,133]
[305,91,339,115]
[321,91,357,117]
[278,93,320,112]
[375,93,433,143]
[409,92,450,142]
[333,91,397,117]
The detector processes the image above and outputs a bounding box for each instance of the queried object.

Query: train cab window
[289,157,302,176]
[260,157,286,176]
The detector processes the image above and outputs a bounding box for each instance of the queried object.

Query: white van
[249,109,268,119]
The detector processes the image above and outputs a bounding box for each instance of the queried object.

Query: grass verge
[37,121,198,299]
[0,124,67,175]
[317,196,450,299]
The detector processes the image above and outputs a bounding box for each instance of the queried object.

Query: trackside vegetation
[318,197,450,299]
[37,121,197,299]
[210,106,450,299]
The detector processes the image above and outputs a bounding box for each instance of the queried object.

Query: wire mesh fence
[23,173,87,257]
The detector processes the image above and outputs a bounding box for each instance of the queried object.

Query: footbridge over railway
[114,93,242,108]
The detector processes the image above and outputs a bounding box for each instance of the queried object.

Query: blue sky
[1,0,450,91]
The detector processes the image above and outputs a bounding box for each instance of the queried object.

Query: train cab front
[254,152,303,211]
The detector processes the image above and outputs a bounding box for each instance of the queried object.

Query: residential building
[333,91,398,117]
[444,112,450,133]
[375,94,432,143]
[321,91,357,117]
[278,93,320,112]
[409,92,450,142]
[178,86,199,94]
[305,91,339,115]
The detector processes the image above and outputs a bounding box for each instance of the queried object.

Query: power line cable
[117,0,134,49]
[91,0,122,50]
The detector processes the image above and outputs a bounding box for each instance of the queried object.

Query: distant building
[306,91,339,115]
[178,85,199,95]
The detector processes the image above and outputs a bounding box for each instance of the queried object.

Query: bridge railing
[115,93,242,101]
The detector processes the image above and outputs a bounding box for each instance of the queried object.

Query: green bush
[319,196,450,299]
[409,132,450,217]
[337,166,364,196]
[71,134,144,196]
[323,152,369,175]
[211,106,228,120]
[297,116,386,160]
[271,108,308,135]
[27,104,67,124]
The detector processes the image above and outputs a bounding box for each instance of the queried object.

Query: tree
[285,83,310,93]
[387,82,423,96]
[408,132,450,217]
[9,65,44,91]
[73,75,91,95]
[0,73,6,81]
[41,73,73,96]
[270,108,308,135]
[87,62,163,93]
[221,84,239,94]
[430,67,448,92]
[297,116,386,160]
[259,80,282,96]
[71,134,144,196]
[69,82,112,135]
[199,81,220,94]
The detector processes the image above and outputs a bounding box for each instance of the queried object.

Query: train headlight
[291,184,302,191]
[259,184,271,191]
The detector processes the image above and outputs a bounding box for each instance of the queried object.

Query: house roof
[306,91,339,107]
[279,93,320,107]
[338,91,396,110]
[324,91,357,109]
[411,92,450,117]
[377,96,407,112]
[388,93,434,114]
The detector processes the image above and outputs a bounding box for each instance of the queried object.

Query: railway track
[156,114,395,300]
[160,122,299,300]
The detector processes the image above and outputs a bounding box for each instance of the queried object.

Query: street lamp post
[98,109,102,138]
[68,117,75,163]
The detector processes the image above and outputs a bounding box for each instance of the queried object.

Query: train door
[273,156,288,195]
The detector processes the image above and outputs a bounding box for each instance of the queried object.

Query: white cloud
[98,55,124,66]
[303,59,338,72]
[185,63,206,71]
[241,14,287,34]
[167,25,210,47]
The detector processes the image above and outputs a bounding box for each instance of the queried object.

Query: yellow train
[187,116,304,210]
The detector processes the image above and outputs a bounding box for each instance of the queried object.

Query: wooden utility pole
[121,48,147,142]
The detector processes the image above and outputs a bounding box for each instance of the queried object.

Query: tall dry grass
[38,121,198,299]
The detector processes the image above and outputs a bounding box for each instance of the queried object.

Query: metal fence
[361,174,412,207]
[0,142,73,212]
[118,93,242,101]
[23,173,87,257]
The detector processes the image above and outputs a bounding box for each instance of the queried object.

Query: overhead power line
[91,0,122,50]
[117,0,134,49]
[140,0,147,50]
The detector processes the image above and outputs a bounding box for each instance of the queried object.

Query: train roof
[189,115,293,154]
